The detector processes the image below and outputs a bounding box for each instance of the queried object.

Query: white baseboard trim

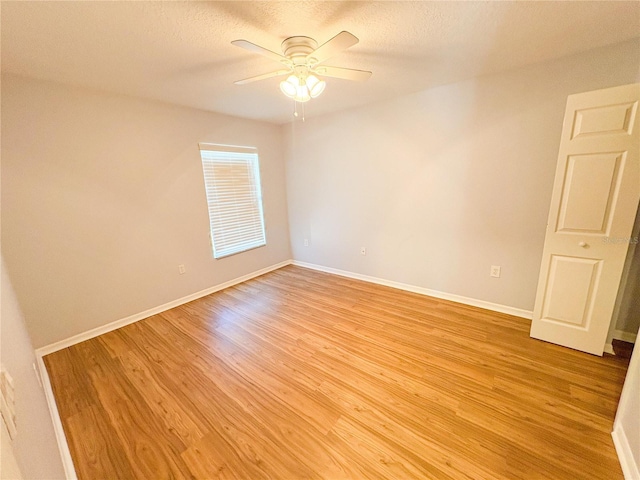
[36,354,78,480]
[613,329,638,344]
[292,260,533,319]
[604,343,616,355]
[35,259,292,357]
[612,423,640,480]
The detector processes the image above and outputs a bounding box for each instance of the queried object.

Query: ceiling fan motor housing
[281,36,319,65]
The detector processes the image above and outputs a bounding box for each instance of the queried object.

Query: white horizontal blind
[199,145,266,259]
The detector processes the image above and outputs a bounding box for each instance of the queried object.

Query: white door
[531,83,640,356]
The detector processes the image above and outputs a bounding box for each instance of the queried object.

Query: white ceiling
[2,1,639,124]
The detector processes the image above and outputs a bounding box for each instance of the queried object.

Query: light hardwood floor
[44,265,631,479]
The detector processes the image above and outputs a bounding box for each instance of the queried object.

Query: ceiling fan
[231,31,372,104]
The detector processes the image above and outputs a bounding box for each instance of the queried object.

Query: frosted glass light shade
[280,73,325,102]
[295,84,311,103]
[306,75,326,98]
[280,75,298,97]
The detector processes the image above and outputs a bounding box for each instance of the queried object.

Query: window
[199,143,266,259]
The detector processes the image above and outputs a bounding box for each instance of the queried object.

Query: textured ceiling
[2,1,639,124]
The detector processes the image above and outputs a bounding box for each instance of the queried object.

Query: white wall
[284,39,640,316]
[610,205,640,342]
[616,249,640,336]
[0,258,65,479]
[613,342,640,479]
[1,75,291,348]
[1,421,24,480]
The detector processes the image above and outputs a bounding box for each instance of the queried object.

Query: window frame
[198,143,267,259]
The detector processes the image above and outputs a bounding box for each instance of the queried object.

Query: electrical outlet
[178,264,186,275]
[360,247,366,256]
[490,265,501,278]
[304,239,309,247]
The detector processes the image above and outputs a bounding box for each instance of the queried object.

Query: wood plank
[64,405,136,480]
[44,265,632,479]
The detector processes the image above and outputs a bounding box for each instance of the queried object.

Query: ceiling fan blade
[313,65,372,82]
[306,31,359,65]
[234,69,291,85]
[231,39,291,65]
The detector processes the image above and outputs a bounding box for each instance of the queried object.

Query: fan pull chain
[292,100,305,121]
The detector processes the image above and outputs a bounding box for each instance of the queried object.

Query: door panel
[531,83,640,355]
[540,255,601,328]
[556,152,625,234]
[571,102,636,138]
